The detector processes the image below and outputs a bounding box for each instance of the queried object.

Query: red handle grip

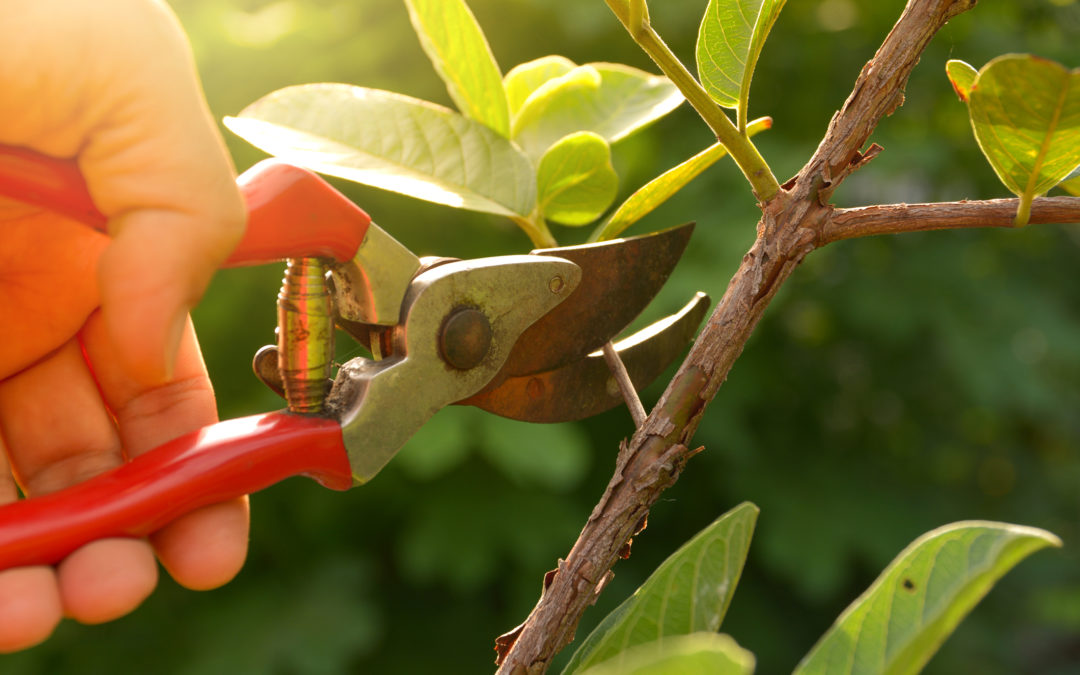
[0,412,353,570]
[0,145,372,266]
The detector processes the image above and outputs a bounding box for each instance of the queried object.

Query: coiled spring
[277,257,334,413]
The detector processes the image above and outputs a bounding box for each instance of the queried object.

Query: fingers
[0,339,158,636]
[0,567,61,653]
[0,439,61,653]
[80,311,250,589]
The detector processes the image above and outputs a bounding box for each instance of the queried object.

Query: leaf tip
[945,59,977,102]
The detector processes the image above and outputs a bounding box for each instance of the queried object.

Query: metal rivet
[548,275,565,294]
[526,377,545,400]
[440,307,492,370]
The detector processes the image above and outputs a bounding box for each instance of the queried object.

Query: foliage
[696,0,786,131]
[947,55,1080,225]
[226,0,689,248]
[562,502,757,674]
[795,522,1061,675]
[577,632,755,675]
[4,1,1079,674]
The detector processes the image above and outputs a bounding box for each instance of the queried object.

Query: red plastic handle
[0,411,353,570]
[0,144,372,266]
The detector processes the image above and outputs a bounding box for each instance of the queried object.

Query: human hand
[0,0,247,650]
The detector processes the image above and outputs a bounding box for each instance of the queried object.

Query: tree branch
[494,1,980,671]
[822,196,1080,243]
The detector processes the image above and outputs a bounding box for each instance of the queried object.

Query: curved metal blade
[461,292,710,422]
[496,222,695,379]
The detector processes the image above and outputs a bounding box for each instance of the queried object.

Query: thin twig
[601,341,646,428]
[821,196,1080,243]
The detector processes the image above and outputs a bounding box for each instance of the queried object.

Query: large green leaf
[562,502,758,674]
[511,63,683,160]
[968,54,1080,223]
[577,633,754,675]
[403,0,510,136]
[225,84,535,217]
[794,521,1061,675]
[945,59,977,102]
[505,55,576,117]
[696,0,787,123]
[537,132,618,226]
[590,116,771,242]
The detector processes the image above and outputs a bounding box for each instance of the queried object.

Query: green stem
[513,213,558,249]
[604,0,780,202]
[1015,192,1033,227]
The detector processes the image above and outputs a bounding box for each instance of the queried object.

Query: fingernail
[163,310,188,382]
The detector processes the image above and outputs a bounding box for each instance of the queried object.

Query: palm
[0,211,106,381]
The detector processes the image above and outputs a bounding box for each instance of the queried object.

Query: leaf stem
[513,213,559,248]
[604,0,780,202]
[1014,192,1033,226]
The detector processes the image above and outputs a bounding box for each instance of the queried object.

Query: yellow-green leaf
[1061,175,1080,196]
[945,59,977,102]
[537,132,618,226]
[562,503,758,674]
[968,54,1080,224]
[795,521,1061,675]
[403,0,510,136]
[504,55,576,117]
[226,84,535,217]
[577,633,754,675]
[590,116,772,242]
[512,63,683,160]
[696,0,786,125]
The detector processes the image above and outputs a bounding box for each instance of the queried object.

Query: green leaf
[505,55,577,117]
[577,633,755,675]
[403,0,510,136]
[794,521,1061,675]
[968,54,1080,224]
[225,84,536,217]
[562,502,758,674]
[590,116,771,242]
[696,0,787,126]
[512,63,683,160]
[1061,176,1080,196]
[537,132,618,226]
[945,59,977,102]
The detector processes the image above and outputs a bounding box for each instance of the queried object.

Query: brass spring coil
[277,258,334,413]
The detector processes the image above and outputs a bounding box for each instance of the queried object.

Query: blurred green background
[5,0,1080,673]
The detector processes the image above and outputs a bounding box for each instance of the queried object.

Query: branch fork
[495,1,1080,671]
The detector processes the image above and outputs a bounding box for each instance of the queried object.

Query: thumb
[97,208,236,385]
[69,1,247,386]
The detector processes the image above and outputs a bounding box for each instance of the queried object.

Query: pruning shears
[0,144,708,571]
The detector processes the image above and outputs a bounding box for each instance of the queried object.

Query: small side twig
[822,196,1080,243]
[601,341,646,428]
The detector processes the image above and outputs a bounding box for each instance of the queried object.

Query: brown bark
[823,197,1080,242]
[494,1,1080,671]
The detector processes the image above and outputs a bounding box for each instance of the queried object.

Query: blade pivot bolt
[548,275,566,294]
[440,307,492,370]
